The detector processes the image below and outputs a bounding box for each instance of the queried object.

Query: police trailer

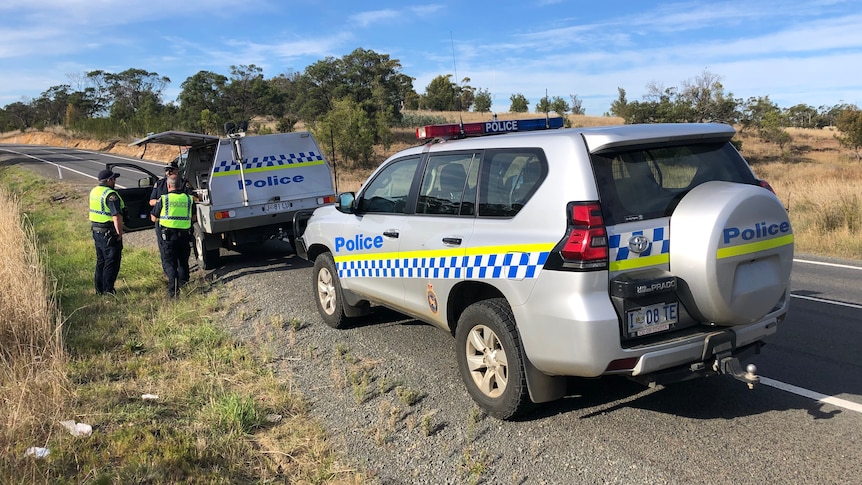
[119,127,336,269]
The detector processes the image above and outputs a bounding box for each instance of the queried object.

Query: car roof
[578,123,736,153]
[129,130,220,148]
[396,122,736,159]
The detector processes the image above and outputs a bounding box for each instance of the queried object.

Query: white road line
[760,377,862,414]
[0,148,128,189]
[790,293,862,310]
[794,258,862,270]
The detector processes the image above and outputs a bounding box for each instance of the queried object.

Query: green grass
[0,167,361,483]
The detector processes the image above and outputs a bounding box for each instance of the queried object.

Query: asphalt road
[3,143,861,483]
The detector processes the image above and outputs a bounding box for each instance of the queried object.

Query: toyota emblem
[628,235,650,254]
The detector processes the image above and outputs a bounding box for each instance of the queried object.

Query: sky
[2,0,861,116]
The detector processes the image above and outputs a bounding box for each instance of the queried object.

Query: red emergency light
[416,116,565,140]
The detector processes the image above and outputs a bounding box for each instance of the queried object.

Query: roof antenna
[451,32,464,138]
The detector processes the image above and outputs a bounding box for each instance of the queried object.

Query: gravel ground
[187,242,670,485]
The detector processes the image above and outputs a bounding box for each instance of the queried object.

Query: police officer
[151,177,195,298]
[89,169,125,295]
[149,161,192,273]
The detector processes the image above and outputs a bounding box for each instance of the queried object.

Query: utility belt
[161,226,191,241]
[91,223,115,234]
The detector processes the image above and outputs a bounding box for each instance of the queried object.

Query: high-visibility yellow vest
[158,193,193,230]
[89,185,125,223]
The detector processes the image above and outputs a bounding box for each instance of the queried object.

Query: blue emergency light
[416,116,565,140]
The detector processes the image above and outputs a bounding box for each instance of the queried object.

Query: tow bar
[715,355,759,389]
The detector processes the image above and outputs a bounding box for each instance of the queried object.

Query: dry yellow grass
[0,187,69,463]
[737,127,862,258]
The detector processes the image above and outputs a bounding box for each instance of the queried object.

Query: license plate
[627,302,678,337]
[263,202,291,213]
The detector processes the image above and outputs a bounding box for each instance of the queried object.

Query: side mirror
[336,192,356,214]
[138,177,155,188]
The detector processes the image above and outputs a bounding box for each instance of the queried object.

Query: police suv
[296,117,793,419]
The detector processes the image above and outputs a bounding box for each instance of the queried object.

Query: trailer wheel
[193,223,220,270]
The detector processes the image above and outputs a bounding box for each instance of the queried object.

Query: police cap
[97,169,120,181]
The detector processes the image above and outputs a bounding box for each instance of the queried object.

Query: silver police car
[296,118,793,419]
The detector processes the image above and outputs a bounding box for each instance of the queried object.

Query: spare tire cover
[670,181,793,325]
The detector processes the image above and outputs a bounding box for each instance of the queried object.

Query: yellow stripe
[609,254,669,272]
[333,242,557,263]
[716,234,794,259]
[212,159,325,177]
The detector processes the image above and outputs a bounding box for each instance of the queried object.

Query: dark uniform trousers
[160,227,191,297]
[93,226,123,294]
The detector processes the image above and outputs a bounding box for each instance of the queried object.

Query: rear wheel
[193,223,220,270]
[313,252,349,329]
[455,298,531,420]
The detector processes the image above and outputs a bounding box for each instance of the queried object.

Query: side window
[478,149,547,217]
[357,156,420,214]
[417,152,479,216]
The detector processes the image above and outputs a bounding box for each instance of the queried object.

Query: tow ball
[714,356,759,389]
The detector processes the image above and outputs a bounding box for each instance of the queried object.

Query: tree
[456,77,475,111]
[177,70,229,134]
[509,93,529,113]
[608,88,628,119]
[740,96,781,132]
[225,64,271,126]
[31,85,71,126]
[785,103,819,129]
[570,95,585,115]
[312,97,376,168]
[473,88,491,113]
[679,70,733,122]
[4,101,35,130]
[423,75,459,111]
[550,96,570,117]
[294,48,413,140]
[759,110,792,151]
[97,68,170,120]
[836,106,862,161]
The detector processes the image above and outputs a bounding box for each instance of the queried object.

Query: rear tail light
[558,202,608,270]
[757,179,776,194]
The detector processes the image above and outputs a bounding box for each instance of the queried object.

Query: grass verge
[0,167,361,483]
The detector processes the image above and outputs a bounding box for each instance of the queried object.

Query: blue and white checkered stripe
[213,151,324,174]
[338,251,550,280]
[608,226,670,262]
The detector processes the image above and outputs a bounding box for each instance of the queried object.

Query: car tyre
[313,252,349,329]
[193,223,220,270]
[455,298,531,420]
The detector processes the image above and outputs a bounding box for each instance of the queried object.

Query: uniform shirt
[92,183,124,228]
[151,189,196,226]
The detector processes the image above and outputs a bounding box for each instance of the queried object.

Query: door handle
[383,230,399,238]
[442,237,462,245]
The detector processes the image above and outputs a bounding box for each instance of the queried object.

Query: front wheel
[313,253,349,329]
[455,298,531,420]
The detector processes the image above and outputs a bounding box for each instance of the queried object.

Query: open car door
[108,162,159,232]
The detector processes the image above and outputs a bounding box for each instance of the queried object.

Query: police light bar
[416,117,565,140]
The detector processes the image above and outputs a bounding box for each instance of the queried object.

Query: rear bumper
[515,270,785,378]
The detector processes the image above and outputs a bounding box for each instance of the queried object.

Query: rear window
[591,142,757,225]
